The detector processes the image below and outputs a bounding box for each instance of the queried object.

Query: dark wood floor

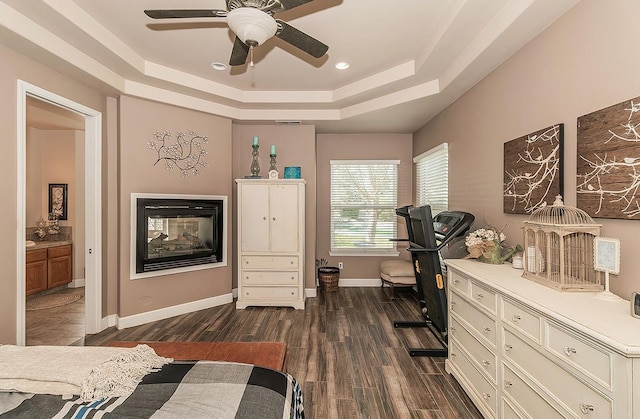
[76,287,482,419]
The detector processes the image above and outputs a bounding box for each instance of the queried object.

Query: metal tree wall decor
[148,130,209,177]
[503,124,564,214]
[577,96,640,219]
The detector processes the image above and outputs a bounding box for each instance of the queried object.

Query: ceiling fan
[144,0,329,66]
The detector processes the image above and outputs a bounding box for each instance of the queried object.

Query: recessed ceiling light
[210,62,227,71]
[335,62,350,70]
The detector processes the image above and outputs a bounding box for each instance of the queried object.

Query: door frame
[16,80,103,345]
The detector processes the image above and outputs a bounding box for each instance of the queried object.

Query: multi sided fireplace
[132,194,227,278]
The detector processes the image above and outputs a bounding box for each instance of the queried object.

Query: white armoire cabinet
[236,179,306,309]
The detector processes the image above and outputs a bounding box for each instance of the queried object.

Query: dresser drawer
[450,291,497,347]
[502,298,541,345]
[545,322,613,390]
[48,244,71,258]
[450,316,497,382]
[240,286,300,300]
[241,255,299,269]
[449,340,497,417]
[242,271,299,285]
[502,363,566,419]
[26,249,47,263]
[503,329,612,419]
[469,281,496,314]
[449,271,470,295]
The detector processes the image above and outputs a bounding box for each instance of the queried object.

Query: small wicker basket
[318,267,340,292]
[522,195,603,291]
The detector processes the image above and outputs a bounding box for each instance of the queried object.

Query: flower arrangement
[465,226,521,264]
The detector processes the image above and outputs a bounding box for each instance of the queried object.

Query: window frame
[329,159,400,257]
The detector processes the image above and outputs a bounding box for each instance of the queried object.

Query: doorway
[16,81,102,345]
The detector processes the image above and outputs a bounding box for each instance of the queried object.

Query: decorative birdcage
[522,195,603,291]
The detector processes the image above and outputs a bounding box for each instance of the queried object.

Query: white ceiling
[0,0,579,133]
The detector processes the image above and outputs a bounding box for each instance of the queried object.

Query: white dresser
[236,179,305,310]
[445,259,640,419]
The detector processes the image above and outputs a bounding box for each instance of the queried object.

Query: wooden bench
[107,341,287,371]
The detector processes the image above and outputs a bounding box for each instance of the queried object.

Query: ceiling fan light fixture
[227,7,277,47]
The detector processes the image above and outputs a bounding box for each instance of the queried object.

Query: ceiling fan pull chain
[249,46,255,67]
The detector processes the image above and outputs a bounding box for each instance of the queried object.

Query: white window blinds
[330,160,399,254]
[414,143,448,213]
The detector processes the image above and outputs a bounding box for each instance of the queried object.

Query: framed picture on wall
[49,183,68,220]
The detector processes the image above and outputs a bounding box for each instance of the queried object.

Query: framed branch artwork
[503,123,564,214]
[48,183,68,220]
[577,96,640,219]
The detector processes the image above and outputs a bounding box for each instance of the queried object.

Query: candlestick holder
[268,153,279,179]
[245,144,263,178]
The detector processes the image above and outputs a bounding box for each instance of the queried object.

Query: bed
[0,343,303,419]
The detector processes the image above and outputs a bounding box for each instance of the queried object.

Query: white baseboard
[305,288,317,298]
[115,293,234,330]
[69,278,85,288]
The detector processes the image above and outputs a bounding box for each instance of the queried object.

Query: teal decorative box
[284,166,301,179]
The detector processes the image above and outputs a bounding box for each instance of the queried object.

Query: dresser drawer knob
[482,360,490,366]
[564,347,577,356]
[504,344,513,351]
[482,393,491,400]
[451,327,456,334]
[580,403,594,414]
[483,326,491,333]
[452,279,460,285]
[451,301,457,308]
[504,380,513,389]
[476,293,484,299]
[512,314,522,322]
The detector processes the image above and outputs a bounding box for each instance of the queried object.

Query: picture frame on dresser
[48,183,68,220]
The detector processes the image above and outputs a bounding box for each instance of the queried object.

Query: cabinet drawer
[450,291,497,347]
[503,329,612,419]
[469,281,496,314]
[48,244,71,258]
[450,317,497,382]
[502,363,566,419]
[242,271,298,285]
[502,298,542,345]
[449,340,497,417]
[545,323,613,389]
[241,255,298,269]
[241,286,299,300]
[26,249,47,263]
[449,271,469,294]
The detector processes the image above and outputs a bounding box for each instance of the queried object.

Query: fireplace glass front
[136,198,224,273]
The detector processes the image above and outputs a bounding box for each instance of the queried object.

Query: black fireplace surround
[136,197,224,273]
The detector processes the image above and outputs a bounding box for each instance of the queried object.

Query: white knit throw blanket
[0,344,172,401]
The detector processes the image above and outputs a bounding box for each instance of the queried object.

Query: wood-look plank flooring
[30,287,482,419]
[26,287,85,346]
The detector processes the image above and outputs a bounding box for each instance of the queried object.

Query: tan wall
[414,0,640,299]
[231,125,317,289]
[118,95,232,317]
[316,134,413,280]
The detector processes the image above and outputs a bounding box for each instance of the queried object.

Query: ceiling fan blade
[229,36,249,66]
[144,9,227,19]
[277,0,316,11]
[275,20,328,58]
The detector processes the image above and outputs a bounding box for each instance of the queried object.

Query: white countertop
[445,259,640,356]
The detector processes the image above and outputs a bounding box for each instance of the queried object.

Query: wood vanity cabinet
[26,244,72,295]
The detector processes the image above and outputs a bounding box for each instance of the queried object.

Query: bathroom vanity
[26,241,72,295]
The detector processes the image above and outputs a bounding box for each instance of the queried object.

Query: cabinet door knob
[564,347,577,356]
[263,217,267,220]
[272,217,276,221]
[482,393,491,400]
[504,380,513,389]
[580,403,594,414]
[504,344,513,351]
[452,279,460,284]
[512,314,522,322]
[476,293,484,299]
[482,360,490,366]
[483,326,491,333]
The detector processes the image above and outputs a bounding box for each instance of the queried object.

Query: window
[330,160,399,255]
[414,143,448,213]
